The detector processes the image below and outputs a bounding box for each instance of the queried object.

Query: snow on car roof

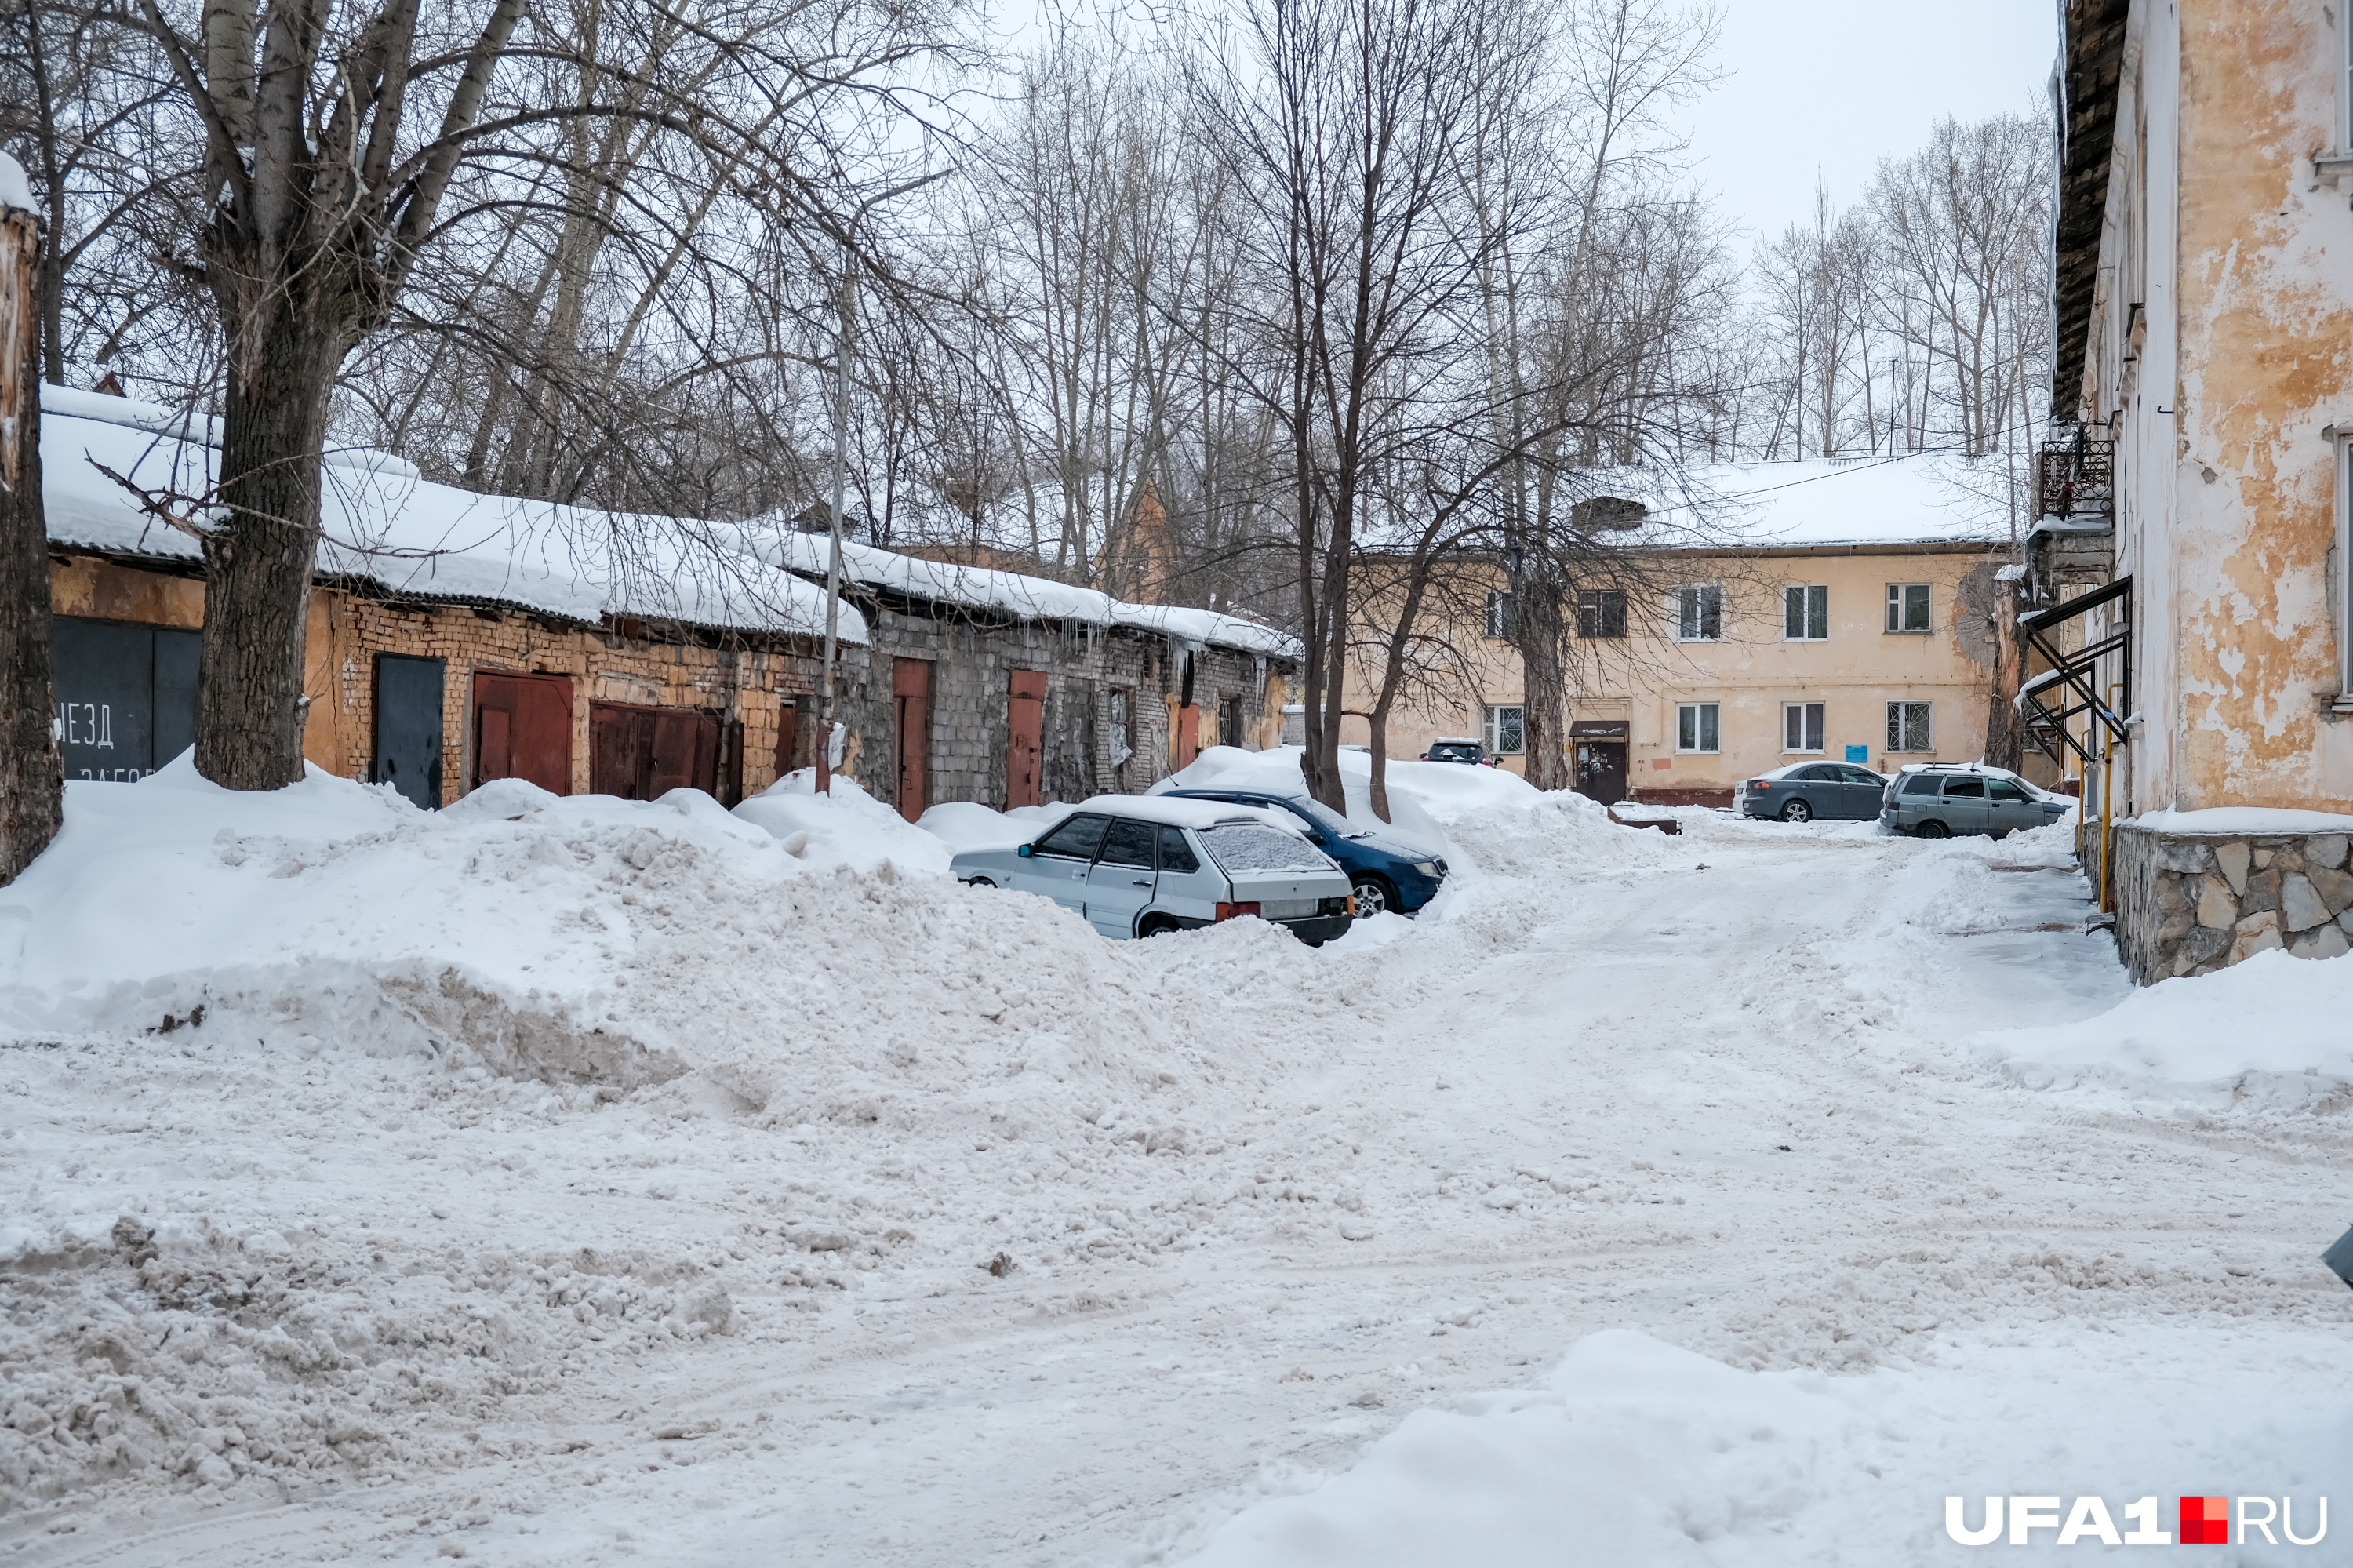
[1067,794,1305,834]
[1430,737,1482,746]
[38,387,864,642]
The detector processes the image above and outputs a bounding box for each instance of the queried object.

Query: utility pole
[0,153,63,883]
[816,256,854,795]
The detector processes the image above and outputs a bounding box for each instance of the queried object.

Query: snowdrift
[1176,1328,2353,1567]
[1981,945,2353,1104]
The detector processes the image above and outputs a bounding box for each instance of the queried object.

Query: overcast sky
[1678,0,2057,248]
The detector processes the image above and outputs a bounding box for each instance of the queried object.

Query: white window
[1783,584,1828,640]
[1886,583,1931,633]
[1886,700,1933,752]
[1485,589,1516,640]
[1782,701,1824,753]
[1482,704,1525,755]
[1675,702,1720,753]
[1676,585,1722,642]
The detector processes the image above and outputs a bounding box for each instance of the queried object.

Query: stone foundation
[2108,820,2353,983]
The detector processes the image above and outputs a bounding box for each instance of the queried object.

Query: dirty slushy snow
[2,759,2350,1565]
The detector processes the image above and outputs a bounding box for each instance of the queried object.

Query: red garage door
[1006,670,1045,809]
[893,658,931,822]
[589,702,720,799]
[472,671,573,795]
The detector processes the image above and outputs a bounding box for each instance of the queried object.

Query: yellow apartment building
[1344,457,2013,805]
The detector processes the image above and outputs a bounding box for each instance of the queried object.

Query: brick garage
[48,550,838,806]
[810,567,1297,819]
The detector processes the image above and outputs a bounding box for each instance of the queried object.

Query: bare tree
[0,159,62,882]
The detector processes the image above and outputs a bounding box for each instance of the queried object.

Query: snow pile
[1981,946,2353,1101]
[1177,1331,1865,1566]
[1175,1326,2353,1567]
[731,769,951,875]
[0,763,1380,1513]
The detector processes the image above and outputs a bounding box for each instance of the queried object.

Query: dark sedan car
[1158,788,1448,915]
[1737,761,1889,822]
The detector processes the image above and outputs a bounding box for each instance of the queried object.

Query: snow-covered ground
[3,765,2351,1565]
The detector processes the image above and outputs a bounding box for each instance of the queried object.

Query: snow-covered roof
[1622,453,2014,550]
[737,523,1299,660]
[38,386,867,645]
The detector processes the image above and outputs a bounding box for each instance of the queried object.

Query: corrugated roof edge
[741,522,1301,661]
[40,400,867,646]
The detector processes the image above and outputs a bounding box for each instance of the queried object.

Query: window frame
[1885,700,1935,753]
[1675,701,1721,754]
[1675,584,1724,642]
[1482,703,1526,756]
[1885,583,1932,634]
[1485,588,1517,641]
[1781,700,1825,755]
[1577,588,1628,639]
[1782,584,1829,642]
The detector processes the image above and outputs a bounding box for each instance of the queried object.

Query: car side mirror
[1305,831,1326,846]
[1016,843,1034,858]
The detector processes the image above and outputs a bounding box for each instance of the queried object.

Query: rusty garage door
[472,671,573,795]
[1006,669,1045,809]
[892,658,931,822]
[589,702,720,800]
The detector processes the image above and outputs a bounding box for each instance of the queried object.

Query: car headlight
[1414,860,1442,875]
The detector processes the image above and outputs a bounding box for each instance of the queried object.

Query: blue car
[1158,788,1447,915]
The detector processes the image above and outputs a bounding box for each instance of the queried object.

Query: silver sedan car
[951,795,1355,944]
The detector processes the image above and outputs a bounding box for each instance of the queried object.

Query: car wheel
[965,876,997,888]
[1914,820,1950,839]
[1350,875,1395,917]
[1138,914,1179,937]
[1779,799,1813,824]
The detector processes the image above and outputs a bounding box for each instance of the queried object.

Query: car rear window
[1944,777,1986,798]
[1158,826,1200,874]
[1199,823,1331,875]
[1900,773,1942,797]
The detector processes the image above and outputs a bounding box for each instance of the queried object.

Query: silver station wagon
[952,795,1355,944]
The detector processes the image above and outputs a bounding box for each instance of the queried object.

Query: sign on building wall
[52,617,200,781]
[1846,744,1870,766]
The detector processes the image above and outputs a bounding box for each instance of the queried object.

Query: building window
[1886,700,1933,752]
[1483,704,1525,755]
[1783,584,1828,640]
[1676,585,1722,642]
[1219,695,1245,748]
[1485,589,1517,640]
[1782,701,1824,753]
[1886,583,1931,633]
[1577,588,1627,638]
[1675,702,1720,753]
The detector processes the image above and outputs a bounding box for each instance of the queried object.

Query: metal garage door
[51,617,202,781]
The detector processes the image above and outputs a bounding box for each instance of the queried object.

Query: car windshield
[1429,744,1479,761]
[1272,795,1358,838]
[1199,823,1333,875]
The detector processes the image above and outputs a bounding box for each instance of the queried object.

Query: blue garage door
[52,617,202,781]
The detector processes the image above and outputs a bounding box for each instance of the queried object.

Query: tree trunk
[196,311,340,790]
[1515,567,1570,791]
[0,191,64,882]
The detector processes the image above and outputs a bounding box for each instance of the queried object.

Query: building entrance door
[1569,720,1630,804]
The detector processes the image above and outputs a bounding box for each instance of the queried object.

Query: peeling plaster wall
[2095,0,2353,811]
